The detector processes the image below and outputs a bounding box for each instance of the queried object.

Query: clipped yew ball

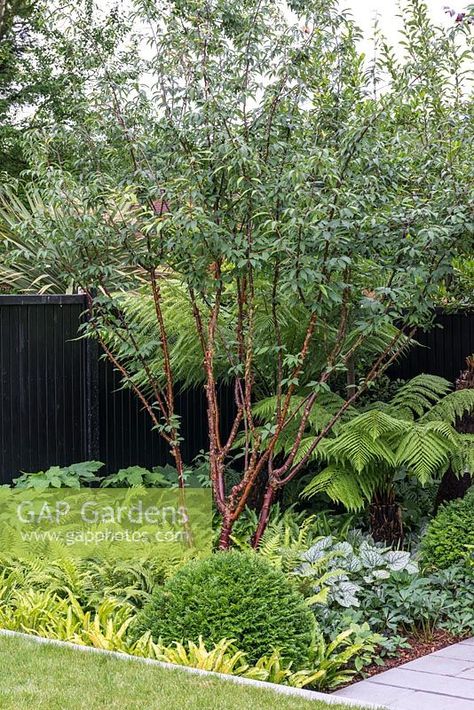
[138,550,316,666]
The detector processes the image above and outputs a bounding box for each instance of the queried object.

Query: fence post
[84,294,100,462]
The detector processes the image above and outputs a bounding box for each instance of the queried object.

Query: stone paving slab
[334,684,415,705]
[432,642,474,662]
[387,691,474,710]
[400,655,472,675]
[368,667,474,698]
[333,638,474,710]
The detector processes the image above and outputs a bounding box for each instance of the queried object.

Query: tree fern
[322,428,396,473]
[293,435,330,464]
[301,375,474,513]
[302,465,382,512]
[345,410,410,440]
[304,469,366,518]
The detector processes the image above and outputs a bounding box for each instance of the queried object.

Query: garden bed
[0,482,472,697]
[350,630,468,685]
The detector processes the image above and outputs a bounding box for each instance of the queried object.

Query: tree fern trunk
[369,488,404,545]
[434,355,474,512]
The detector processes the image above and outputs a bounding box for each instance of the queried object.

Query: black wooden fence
[0,296,473,485]
[389,310,474,383]
[0,295,234,485]
[0,295,88,483]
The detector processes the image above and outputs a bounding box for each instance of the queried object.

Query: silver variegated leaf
[369,569,391,581]
[359,546,385,568]
[301,536,334,563]
[384,550,411,571]
[332,580,361,607]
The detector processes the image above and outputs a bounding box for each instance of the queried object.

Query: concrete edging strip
[0,629,384,708]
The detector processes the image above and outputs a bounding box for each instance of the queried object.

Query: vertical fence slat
[390,309,474,382]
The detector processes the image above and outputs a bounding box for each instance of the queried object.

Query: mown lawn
[0,634,376,710]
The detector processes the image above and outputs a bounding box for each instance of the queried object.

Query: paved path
[333,638,474,709]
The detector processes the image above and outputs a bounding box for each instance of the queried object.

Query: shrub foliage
[421,489,474,568]
[138,551,315,666]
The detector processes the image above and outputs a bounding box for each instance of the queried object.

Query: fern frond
[302,466,382,511]
[307,404,336,433]
[346,410,411,440]
[253,395,305,422]
[343,322,415,361]
[313,391,358,419]
[253,393,350,435]
[388,374,452,419]
[395,421,458,483]
[421,389,474,425]
[450,434,474,476]
[323,428,395,473]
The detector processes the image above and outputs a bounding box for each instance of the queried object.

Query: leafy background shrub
[12,460,212,490]
[421,488,474,568]
[137,551,316,666]
[13,462,104,489]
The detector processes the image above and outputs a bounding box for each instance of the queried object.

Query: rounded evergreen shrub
[421,489,474,569]
[137,551,316,666]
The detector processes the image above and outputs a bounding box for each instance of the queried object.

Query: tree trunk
[218,514,234,550]
[252,485,275,548]
[369,488,404,545]
[434,355,474,512]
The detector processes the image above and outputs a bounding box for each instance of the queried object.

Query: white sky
[349,0,450,30]
[107,1,459,52]
[348,0,454,53]
[98,1,463,65]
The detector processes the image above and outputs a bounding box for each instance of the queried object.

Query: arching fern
[301,375,474,512]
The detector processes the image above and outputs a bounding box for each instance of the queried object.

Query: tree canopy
[1,0,473,544]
